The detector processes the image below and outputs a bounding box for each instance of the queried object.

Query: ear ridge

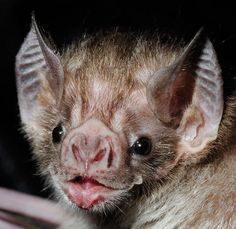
[16,20,46,123]
[178,39,223,152]
[193,39,223,117]
[15,16,64,124]
[16,21,47,79]
[31,17,64,91]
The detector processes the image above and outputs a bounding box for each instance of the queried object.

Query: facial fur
[22,32,181,212]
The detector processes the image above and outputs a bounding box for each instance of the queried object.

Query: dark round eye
[131,137,152,155]
[52,124,64,144]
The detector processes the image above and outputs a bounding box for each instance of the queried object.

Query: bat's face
[47,75,177,211]
[16,19,223,213]
[34,46,178,211]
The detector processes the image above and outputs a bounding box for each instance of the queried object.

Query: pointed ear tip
[30,12,38,30]
[197,28,213,46]
[187,27,211,50]
[31,11,36,20]
[198,27,205,33]
[194,27,207,40]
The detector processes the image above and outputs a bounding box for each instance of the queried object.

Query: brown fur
[21,31,236,228]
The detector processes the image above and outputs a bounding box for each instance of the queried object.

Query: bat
[14,16,236,228]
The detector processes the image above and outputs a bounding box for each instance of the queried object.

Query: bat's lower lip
[63,177,117,209]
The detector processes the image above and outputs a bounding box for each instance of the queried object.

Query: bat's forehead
[60,32,179,127]
[62,70,148,128]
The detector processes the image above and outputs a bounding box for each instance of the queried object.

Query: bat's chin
[62,176,124,210]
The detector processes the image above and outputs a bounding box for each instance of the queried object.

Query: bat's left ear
[147,29,223,154]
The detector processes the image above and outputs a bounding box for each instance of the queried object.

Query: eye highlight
[52,123,64,144]
[131,137,152,156]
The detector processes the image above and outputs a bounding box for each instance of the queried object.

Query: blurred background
[0,0,236,198]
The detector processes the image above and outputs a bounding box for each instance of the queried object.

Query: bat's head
[15,18,223,213]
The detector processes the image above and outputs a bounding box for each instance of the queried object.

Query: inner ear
[165,65,196,127]
[147,30,223,153]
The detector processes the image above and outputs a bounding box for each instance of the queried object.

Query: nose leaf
[61,119,124,174]
[69,135,115,171]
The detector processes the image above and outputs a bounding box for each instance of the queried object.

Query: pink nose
[61,119,123,173]
[71,136,113,168]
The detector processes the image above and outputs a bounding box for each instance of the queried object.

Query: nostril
[72,144,81,162]
[108,149,113,168]
[94,149,106,162]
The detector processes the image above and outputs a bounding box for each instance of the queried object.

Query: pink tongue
[80,178,101,189]
[66,178,106,209]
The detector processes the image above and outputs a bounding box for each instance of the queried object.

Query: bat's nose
[70,135,114,169]
[61,118,124,174]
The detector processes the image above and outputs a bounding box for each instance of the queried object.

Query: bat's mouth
[63,176,117,209]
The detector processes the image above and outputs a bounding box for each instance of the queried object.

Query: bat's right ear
[15,16,64,125]
[147,30,223,155]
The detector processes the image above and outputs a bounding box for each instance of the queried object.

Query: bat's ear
[147,29,223,154]
[15,15,64,124]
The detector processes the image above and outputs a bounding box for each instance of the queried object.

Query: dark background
[0,1,236,197]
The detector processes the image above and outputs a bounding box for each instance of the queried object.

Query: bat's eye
[52,124,64,144]
[132,137,152,155]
